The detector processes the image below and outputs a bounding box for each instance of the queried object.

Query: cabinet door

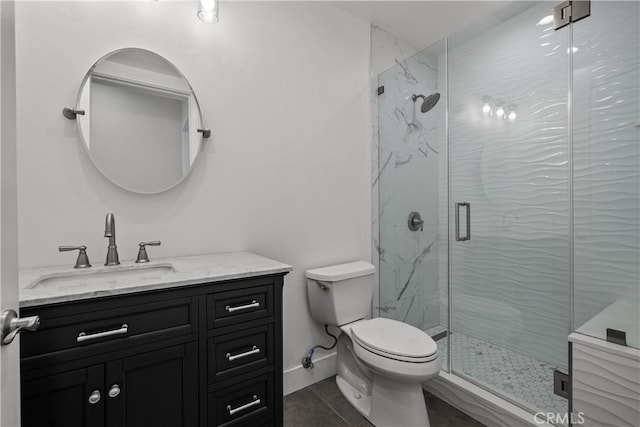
[22,365,105,427]
[106,342,198,427]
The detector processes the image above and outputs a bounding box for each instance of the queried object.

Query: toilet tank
[306,261,375,326]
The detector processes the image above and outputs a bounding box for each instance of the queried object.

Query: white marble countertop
[19,252,292,308]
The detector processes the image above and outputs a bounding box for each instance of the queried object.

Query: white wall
[15,1,371,393]
[1,1,22,425]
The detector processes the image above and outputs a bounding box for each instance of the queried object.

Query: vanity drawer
[208,324,273,384]
[208,373,274,426]
[207,285,273,329]
[21,297,196,358]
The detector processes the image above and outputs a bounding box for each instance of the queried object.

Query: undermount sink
[26,262,177,290]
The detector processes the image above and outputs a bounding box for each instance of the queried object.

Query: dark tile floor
[284,376,486,427]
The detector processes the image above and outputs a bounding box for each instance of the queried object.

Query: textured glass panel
[573,1,640,349]
[448,2,568,415]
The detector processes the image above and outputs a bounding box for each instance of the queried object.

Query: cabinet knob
[88,390,101,404]
[108,384,121,398]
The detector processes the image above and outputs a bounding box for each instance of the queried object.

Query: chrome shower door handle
[455,202,471,241]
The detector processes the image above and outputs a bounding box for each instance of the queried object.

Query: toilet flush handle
[316,281,330,291]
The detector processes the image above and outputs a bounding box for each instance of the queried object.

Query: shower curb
[425,371,556,427]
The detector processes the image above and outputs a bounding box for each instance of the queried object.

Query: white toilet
[306,261,441,427]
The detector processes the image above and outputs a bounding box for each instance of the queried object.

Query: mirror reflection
[75,48,205,194]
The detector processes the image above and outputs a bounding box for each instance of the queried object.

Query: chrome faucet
[104,213,120,266]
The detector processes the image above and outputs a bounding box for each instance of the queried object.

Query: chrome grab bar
[77,324,128,343]
[225,300,259,313]
[226,346,260,362]
[227,395,261,416]
[455,202,471,241]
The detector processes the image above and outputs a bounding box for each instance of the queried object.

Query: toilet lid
[351,318,437,359]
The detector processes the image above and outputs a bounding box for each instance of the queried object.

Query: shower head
[411,93,441,113]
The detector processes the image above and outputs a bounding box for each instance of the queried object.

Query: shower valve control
[408,212,424,232]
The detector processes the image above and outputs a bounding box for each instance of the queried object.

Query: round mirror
[74,48,207,194]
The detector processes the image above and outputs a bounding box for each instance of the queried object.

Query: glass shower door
[448,2,570,415]
[572,1,640,347]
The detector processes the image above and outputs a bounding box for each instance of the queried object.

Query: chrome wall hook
[63,107,85,120]
[197,128,211,138]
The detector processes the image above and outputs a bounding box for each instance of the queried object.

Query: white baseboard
[425,371,555,427]
[284,352,337,396]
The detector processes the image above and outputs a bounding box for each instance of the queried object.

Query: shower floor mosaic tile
[425,325,567,418]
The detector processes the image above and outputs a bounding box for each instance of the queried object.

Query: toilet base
[336,374,431,427]
[336,375,371,419]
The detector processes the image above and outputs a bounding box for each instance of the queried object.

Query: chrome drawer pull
[227,395,260,416]
[225,300,259,313]
[226,346,260,361]
[77,324,128,343]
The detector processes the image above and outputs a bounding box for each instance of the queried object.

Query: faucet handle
[59,245,92,269]
[135,241,161,264]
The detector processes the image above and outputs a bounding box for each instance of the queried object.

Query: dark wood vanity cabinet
[22,343,198,427]
[20,274,285,427]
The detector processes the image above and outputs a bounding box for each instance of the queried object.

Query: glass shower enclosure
[376,0,639,419]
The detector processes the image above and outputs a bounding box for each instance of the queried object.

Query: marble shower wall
[371,26,420,319]
[375,34,445,331]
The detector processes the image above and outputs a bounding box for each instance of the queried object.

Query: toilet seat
[351,318,438,363]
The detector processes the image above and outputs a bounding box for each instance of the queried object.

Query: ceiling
[333,1,514,49]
